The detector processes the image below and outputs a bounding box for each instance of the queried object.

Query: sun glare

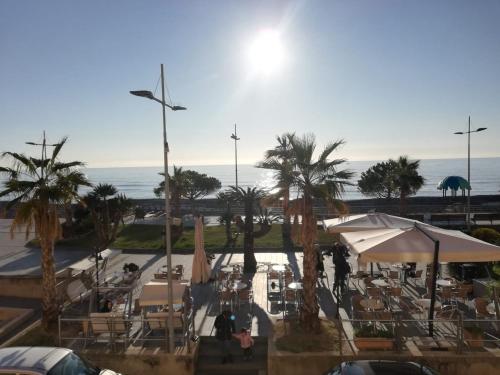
[247,29,285,76]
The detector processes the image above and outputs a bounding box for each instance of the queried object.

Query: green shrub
[355,325,394,338]
[471,228,500,245]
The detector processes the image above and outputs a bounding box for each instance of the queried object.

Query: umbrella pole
[370,262,373,277]
[428,240,440,337]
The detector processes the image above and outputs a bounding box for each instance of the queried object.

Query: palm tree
[393,156,424,215]
[289,134,353,332]
[227,186,267,273]
[154,166,185,217]
[84,184,131,251]
[0,137,90,328]
[257,133,296,251]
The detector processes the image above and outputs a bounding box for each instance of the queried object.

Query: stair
[195,336,267,375]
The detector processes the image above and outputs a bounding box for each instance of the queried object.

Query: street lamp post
[231,124,240,189]
[454,116,487,231]
[130,64,186,353]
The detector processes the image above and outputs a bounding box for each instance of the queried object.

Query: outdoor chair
[175,264,184,277]
[408,269,424,287]
[350,271,368,288]
[146,311,183,333]
[389,286,402,305]
[351,294,365,320]
[283,289,298,313]
[366,287,382,299]
[474,297,492,319]
[268,271,280,280]
[229,273,242,282]
[219,289,234,312]
[89,313,129,350]
[363,276,374,288]
[398,296,423,316]
[389,271,400,283]
[215,271,228,291]
[438,287,455,306]
[452,285,469,305]
[435,305,459,320]
[284,270,294,279]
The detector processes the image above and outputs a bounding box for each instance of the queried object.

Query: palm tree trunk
[300,193,320,332]
[243,201,257,273]
[282,188,293,252]
[40,236,58,329]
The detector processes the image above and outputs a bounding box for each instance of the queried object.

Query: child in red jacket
[233,328,254,361]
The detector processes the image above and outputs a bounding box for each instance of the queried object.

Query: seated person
[100,300,113,313]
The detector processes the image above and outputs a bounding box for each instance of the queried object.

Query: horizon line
[84,156,500,169]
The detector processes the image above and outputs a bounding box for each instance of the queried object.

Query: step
[196,357,267,375]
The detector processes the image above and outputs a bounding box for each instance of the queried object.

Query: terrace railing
[338,316,500,355]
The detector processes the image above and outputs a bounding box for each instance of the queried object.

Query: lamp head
[172,105,187,111]
[231,134,240,140]
[454,132,464,135]
[130,90,155,100]
[25,142,37,145]
[476,127,487,132]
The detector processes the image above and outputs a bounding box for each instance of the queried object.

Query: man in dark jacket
[214,310,236,363]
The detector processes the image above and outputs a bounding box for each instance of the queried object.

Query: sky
[1,0,499,168]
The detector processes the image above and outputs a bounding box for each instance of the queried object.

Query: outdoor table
[371,279,390,287]
[360,298,385,311]
[220,265,235,273]
[436,279,453,287]
[287,282,303,290]
[228,281,247,291]
[271,265,287,272]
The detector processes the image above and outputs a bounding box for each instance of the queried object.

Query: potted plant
[463,326,484,348]
[354,325,394,350]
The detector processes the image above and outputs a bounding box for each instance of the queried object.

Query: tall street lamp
[454,116,487,231]
[130,64,186,353]
[231,124,240,189]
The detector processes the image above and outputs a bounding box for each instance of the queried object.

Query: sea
[78,158,500,201]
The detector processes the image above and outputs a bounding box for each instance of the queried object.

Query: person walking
[233,328,254,361]
[214,310,236,364]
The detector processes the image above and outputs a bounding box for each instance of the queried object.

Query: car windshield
[47,352,100,375]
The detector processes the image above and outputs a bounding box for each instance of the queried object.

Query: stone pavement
[0,219,91,276]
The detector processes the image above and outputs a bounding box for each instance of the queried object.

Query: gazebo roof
[437,175,471,191]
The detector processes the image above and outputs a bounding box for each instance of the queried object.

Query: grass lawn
[112,223,336,250]
[274,319,340,352]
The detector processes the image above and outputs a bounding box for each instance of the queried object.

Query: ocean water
[78,158,500,200]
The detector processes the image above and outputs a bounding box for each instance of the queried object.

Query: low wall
[0,307,34,340]
[82,346,198,375]
[268,350,500,375]
[268,336,500,375]
[0,271,69,299]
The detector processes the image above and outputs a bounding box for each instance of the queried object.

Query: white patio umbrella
[323,212,423,233]
[191,216,211,284]
[323,213,427,275]
[341,223,500,335]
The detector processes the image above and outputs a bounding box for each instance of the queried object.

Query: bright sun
[247,29,285,76]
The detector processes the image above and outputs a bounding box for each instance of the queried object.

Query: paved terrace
[58,250,500,357]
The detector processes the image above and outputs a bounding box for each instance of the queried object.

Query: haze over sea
[81,158,500,200]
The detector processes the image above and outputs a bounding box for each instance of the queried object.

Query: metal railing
[58,308,196,353]
[338,316,500,355]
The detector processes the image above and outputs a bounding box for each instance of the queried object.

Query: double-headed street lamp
[454,116,487,231]
[130,64,186,353]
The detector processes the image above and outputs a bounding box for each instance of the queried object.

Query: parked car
[324,360,439,375]
[0,347,120,375]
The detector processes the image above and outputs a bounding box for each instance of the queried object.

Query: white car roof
[0,347,71,372]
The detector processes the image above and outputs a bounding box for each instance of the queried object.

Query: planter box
[463,329,484,348]
[354,337,394,350]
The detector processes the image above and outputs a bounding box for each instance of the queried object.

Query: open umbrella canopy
[437,176,471,191]
[323,213,423,234]
[341,225,500,264]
